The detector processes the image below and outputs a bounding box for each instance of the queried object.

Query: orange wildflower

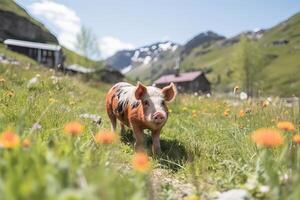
[293,133,300,144]
[0,78,6,83]
[277,121,295,132]
[95,131,117,144]
[224,111,229,117]
[293,135,300,144]
[0,130,20,149]
[251,128,284,148]
[239,110,245,117]
[64,121,84,136]
[132,152,151,172]
[5,91,14,97]
[22,138,31,148]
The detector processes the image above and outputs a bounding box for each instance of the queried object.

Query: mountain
[182,31,226,55]
[116,13,300,96]
[180,12,300,96]
[105,41,179,73]
[122,31,226,83]
[0,0,101,69]
[0,0,57,43]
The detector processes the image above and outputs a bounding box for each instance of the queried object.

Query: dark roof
[4,39,61,51]
[154,71,203,84]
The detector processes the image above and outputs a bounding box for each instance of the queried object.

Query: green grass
[62,47,103,69]
[0,59,299,199]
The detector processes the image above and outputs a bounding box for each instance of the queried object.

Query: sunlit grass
[0,63,299,199]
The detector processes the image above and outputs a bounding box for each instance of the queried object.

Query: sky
[15,0,300,59]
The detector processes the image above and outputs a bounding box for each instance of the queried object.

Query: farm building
[154,71,211,93]
[4,39,64,68]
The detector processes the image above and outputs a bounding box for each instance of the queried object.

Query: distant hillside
[115,12,300,96]
[0,0,101,69]
[63,47,102,69]
[0,0,57,43]
[183,31,225,55]
[126,31,226,84]
[181,12,300,96]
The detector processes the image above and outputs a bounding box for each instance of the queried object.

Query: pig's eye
[161,101,165,106]
[144,100,149,106]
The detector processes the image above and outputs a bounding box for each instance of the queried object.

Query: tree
[75,26,100,60]
[232,36,264,96]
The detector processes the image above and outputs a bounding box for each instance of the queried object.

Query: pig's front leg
[132,125,144,152]
[152,130,161,155]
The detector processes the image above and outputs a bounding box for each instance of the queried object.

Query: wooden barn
[4,39,63,68]
[154,71,211,93]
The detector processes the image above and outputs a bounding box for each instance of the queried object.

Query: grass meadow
[0,62,299,200]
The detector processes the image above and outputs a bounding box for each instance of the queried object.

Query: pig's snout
[152,112,166,124]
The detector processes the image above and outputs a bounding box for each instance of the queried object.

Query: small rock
[31,123,42,131]
[79,113,102,125]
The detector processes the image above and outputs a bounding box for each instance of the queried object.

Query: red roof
[154,71,203,84]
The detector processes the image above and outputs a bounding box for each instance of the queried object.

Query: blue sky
[16,0,300,58]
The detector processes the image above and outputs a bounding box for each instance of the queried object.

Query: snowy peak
[106,41,179,73]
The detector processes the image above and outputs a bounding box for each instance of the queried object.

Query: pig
[105,82,177,154]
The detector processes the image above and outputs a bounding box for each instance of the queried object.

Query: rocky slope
[0,1,58,44]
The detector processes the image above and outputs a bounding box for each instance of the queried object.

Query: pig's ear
[162,82,177,102]
[135,82,147,100]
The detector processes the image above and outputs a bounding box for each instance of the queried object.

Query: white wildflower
[27,76,39,89]
[240,92,248,100]
[259,185,270,193]
[32,123,42,131]
[217,189,250,200]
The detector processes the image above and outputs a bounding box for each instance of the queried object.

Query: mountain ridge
[105,41,179,72]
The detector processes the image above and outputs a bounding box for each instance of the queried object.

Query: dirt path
[151,168,196,200]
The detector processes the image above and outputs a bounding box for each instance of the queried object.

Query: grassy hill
[63,47,103,69]
[180,12,300,96]
[0,56,299,199]
[0,0,102,69]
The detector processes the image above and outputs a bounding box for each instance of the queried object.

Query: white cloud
[28,1,134,59]
[98,36,135,59]
[29,0,81,50]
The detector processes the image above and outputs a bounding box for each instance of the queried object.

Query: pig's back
[109,82,139,114]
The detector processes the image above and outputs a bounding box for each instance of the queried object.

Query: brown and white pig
[105,82,176,154]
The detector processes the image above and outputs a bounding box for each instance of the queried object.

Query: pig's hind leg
[106,102,117,132]
[108,113,117,132]
[120,122,126,135]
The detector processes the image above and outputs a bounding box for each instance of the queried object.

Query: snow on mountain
[105,41,179,73]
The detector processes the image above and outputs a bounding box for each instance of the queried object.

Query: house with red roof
[153,71,211,94]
